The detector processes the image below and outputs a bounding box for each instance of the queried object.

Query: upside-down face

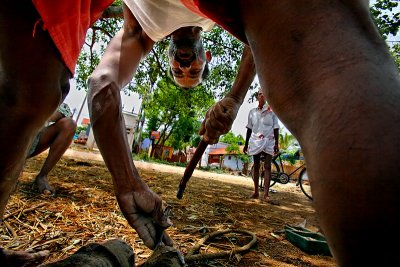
[168,26,211,88]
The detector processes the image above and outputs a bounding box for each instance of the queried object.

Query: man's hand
[116,185,173,250]
[243,144,248,154]
[274,144,279,154]
[199,96,241,144]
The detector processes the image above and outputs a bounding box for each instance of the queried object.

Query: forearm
[245,128,252,147]
[274,128,279,145]
[89,82,145,194]
[88,12,152,194]
[226,45,256,103]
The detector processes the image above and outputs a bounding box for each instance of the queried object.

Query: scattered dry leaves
[1,150,336,266]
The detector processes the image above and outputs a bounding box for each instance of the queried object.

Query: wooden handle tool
[176,139,208,199]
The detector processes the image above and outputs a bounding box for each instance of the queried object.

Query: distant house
[86,111,138,150]
[201,142,245,171]
[81,117,90,126]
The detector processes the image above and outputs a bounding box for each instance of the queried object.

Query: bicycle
[249,151,312,200]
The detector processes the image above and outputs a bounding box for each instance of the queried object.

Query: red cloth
[32,0,114,74]
[181,0,247,44]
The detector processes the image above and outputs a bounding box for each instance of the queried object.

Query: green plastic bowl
[284,225,331,256]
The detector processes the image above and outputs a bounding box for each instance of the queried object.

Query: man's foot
[33,176,55,195]
[249,192,259,199]
[0,248,49,267]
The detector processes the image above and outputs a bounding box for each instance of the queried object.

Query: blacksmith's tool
[176,139,208,199]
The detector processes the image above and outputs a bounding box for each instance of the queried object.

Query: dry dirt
[1,146,337,266]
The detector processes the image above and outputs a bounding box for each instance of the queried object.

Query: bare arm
[199,45,256,144]
[243,127,252,154]
[88,5,171,249]
[273,128,279,153]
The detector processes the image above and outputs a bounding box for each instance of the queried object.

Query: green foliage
[225,143,240,154]
[75,125,87,135]
[144,79,215,151]
[370,0,400,71]
[371,0,400,38]
[133,150,150,161]
[279,132,297,151]
[390,43,400,70]
[190,135,201,148]
[220,132,245,145]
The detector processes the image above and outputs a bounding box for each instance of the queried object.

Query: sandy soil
[1,147,337,266]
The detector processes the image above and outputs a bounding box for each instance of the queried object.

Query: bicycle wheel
[299,168,312,200]
[269,159,279,187]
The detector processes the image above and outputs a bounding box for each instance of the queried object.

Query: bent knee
[58,118,77,136]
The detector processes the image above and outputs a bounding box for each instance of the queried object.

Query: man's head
[257,89,266,108]
[168,26,212,88]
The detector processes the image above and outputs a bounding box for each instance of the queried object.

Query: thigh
[195,0,246,43]
[253,153,260,166]
[27,124,60,157]
[262,152,272,170]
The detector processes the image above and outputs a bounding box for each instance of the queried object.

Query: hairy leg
[0,0,70,264]
[262,153,272,200]
[235,0,400,265]
[27,118,77,194]
[198,0,400,264]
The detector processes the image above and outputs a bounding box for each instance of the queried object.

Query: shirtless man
[88,0,254,252]
[26,103,77,195]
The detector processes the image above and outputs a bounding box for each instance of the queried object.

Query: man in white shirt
[244,90,279,202]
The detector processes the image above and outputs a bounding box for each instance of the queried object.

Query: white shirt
[246,105,279,156]
[123,0,215,41]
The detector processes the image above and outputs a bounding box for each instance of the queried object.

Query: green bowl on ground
[284,225,331,256]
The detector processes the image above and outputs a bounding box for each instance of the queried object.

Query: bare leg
[198,0,400,264]
[250,154,260,198]
[27,118,77,194]
[0,0,70,265]
[236,1,400,265]
[262,153,272,200]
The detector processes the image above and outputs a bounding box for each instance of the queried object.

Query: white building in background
[86,111,138,150]
[199,142,245,171]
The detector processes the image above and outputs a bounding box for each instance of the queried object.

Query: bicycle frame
[273,152,305,182]
[250,151,312,200]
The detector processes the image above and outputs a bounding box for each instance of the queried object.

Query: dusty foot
[33,176,54,195]
[0,248,49,267]
[249,192,259,199]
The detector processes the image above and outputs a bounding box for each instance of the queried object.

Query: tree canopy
[73,1,400,153]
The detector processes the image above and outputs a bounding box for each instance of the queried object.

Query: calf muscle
[204,0,400,265]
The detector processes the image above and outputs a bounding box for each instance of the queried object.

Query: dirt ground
[1,146,336,266]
